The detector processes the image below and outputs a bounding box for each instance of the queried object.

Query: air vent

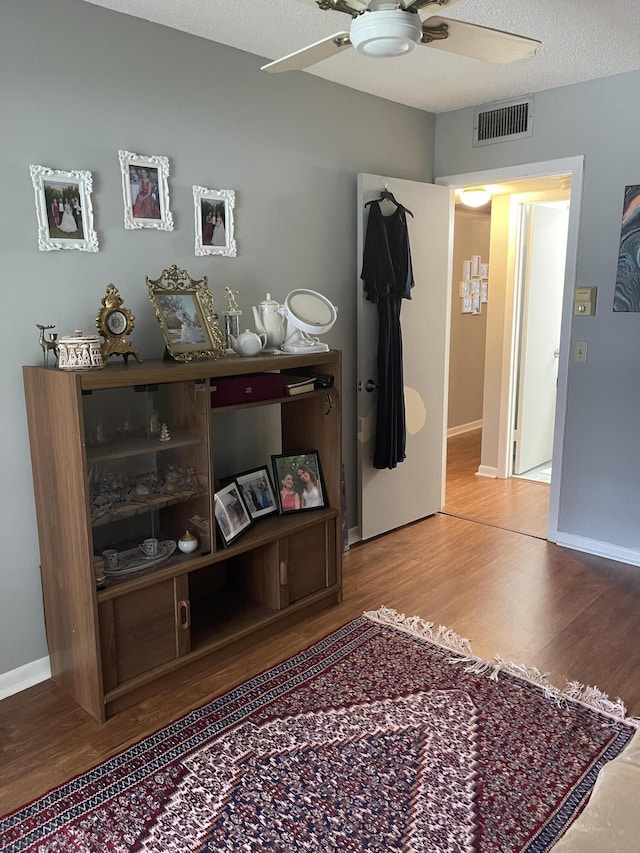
[473,97,533,146]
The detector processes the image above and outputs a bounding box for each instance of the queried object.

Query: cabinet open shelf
[87,428,204,463]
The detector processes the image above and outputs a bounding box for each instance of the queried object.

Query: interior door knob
[365,380,378,392]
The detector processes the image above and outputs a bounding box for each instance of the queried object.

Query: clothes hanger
[365,182,414,217]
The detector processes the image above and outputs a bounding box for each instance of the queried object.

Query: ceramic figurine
[37,323,58,367]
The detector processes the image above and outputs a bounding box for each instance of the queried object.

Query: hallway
[443,428,550,539]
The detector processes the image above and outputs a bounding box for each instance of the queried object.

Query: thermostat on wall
[574,286,597,316]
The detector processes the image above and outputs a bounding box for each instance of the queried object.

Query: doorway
[437,157,584,541]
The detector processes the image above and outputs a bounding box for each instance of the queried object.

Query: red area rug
[2,607,638,852]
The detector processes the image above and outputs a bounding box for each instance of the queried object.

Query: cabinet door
[99,576,190,690]
[281,521,335,605]
[84,380,211,578]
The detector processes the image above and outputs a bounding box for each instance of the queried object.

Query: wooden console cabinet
[23,350,342,721]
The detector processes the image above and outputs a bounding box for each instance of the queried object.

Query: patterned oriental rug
[2,607,639,853]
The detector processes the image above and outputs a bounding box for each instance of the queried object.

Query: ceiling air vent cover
[473,96,533,146]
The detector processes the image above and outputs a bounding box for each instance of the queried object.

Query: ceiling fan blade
[261,32,351,73]
[422,17,540,64]
[292,0,368,14]
[402,0,464,14]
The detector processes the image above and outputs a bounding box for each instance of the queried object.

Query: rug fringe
[364,606,639,729]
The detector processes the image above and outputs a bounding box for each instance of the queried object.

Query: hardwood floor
[444,428,550,538]
[3,452,640,815]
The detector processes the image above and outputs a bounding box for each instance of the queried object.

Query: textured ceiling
[81,0,640,113]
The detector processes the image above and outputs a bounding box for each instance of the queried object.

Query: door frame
[436,156,585,543]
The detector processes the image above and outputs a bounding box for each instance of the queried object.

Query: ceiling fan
[262,0,540,73]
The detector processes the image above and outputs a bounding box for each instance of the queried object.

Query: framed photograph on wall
[272,451,326,514]
[29,164,98,252]
[118,150,173,230]
[214,482,253,547]
[193,186,237,257]
[462,296,473,314]
[460,280,470,298]
[226,467,278,521]
[146,264,226,361]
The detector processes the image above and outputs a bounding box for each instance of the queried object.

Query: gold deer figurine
[37,324,58,367]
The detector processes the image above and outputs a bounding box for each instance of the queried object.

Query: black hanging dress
[361,200,414,469]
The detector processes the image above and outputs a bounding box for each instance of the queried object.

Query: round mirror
[285,290,337,332]
[282,289,338,354]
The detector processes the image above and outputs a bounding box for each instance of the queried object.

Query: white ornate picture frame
[193,186,237,257]
[118,150,173,231]
[29,165,98,252]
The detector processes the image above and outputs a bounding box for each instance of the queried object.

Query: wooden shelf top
[24,349,340,391]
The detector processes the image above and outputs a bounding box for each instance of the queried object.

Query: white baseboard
[476,465,497,478]
[447,420,482,438]
[348,526,361,546]
[0,656,51,701]
[554,532,640,567]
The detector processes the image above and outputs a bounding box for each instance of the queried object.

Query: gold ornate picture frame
[146,265,225,362]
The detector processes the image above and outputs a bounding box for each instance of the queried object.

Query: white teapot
[229,329,267,357]
[252,294,287,351]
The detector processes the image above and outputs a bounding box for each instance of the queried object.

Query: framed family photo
[119,150,173,231]
[193,186,237,257]
[225,467,278,521]
[29,164,98,252]
[146,264,226,361]
[272,451,326,514]
[214,482,252,547]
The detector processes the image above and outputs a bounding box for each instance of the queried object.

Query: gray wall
[435,74,640,549]
[1,0,435,676]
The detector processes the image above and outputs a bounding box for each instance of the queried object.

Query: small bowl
[178,531,198,554]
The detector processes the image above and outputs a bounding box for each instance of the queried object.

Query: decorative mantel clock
[96,283,141,363]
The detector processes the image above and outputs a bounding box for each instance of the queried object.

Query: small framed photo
[272,451,326,514]
[214,482,253,547]
[118,150,173,231]
[29,164,98,252]
[480,262,489,278]
[146,264,226,361]
[230,467,278,521]
[193,186,237,257]
[463,259,472,280]
[462,296,473,314]
[471,255,480,276]
[472,294,482,315]
[471,277,481,295]
[460,280,470,298]
[481,279,489,303]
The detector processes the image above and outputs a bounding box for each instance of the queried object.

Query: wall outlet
[574,341,588,362]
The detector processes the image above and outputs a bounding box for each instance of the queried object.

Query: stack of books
[283,374,316,396]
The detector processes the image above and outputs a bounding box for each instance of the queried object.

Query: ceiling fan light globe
[350,10,422,59]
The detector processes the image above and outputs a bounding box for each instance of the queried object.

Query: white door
[513,203,569,475]
[357,174,453,541]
